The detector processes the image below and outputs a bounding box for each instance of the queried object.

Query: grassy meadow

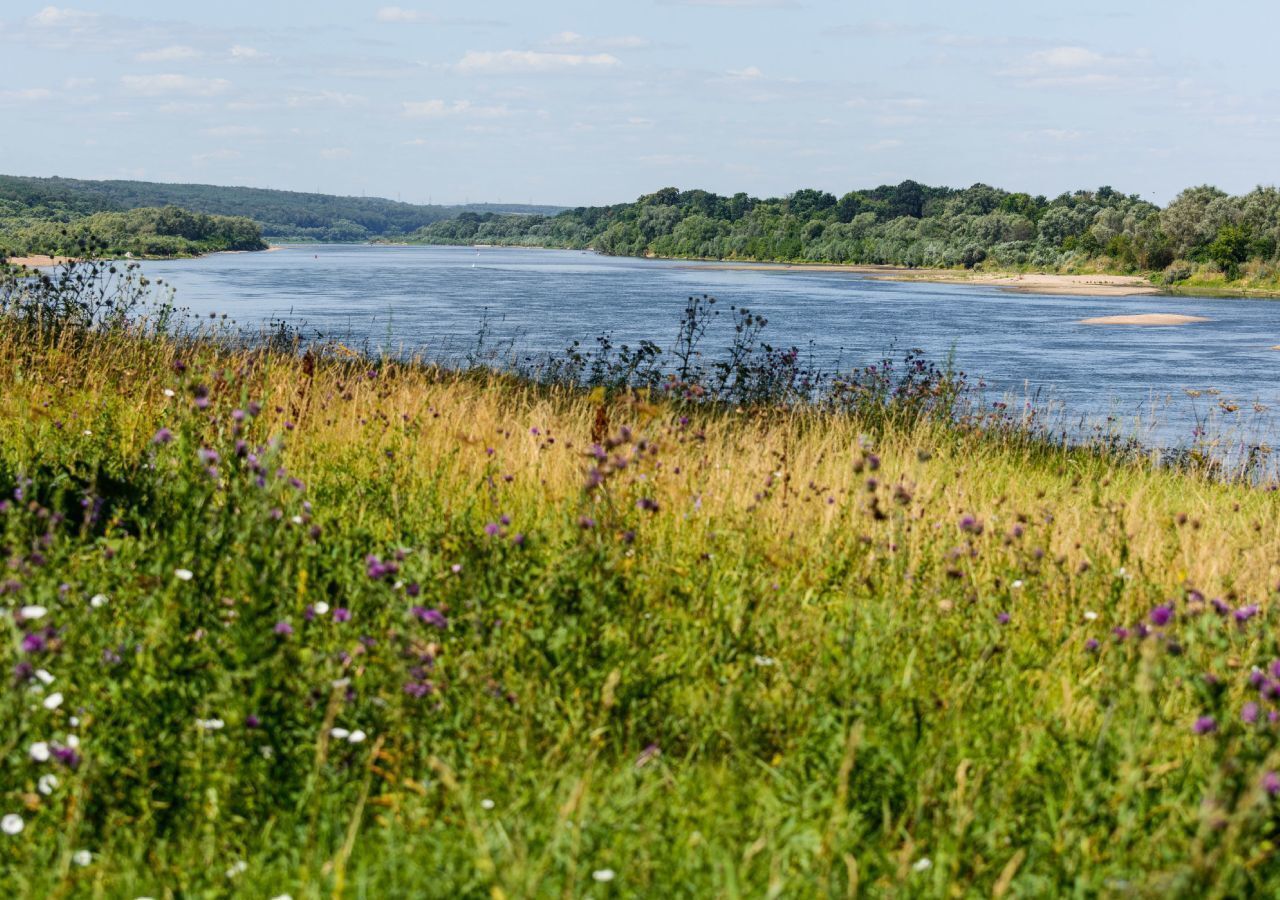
[3,270,1280,897]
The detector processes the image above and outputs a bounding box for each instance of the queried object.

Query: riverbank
[4,246,282,269]
[3,310,1280,896]
[671,261,1164,296]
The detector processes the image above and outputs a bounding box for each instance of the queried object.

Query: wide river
[136,244,1280,453]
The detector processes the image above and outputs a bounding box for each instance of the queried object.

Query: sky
[1,1,1277,207]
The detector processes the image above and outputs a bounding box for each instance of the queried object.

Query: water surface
[136,244,1280,450]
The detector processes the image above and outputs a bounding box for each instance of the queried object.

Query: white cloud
[727,66,764,80]
[546,31,649,49]
[135,45,201,63]
[455,50,621,74]
[28,6,95,27]
[402,99,510,118]
[121,74,231,96]
[662,0,797,6]
[375,6,432,22]
[192,148,241,164]
[866,138,903,151]
[1000,45,1154,91]
[0,88,54,102]
[230,45,266,60]
[285,90,366,108]
[320,147,352,160]
[202,124,263,137]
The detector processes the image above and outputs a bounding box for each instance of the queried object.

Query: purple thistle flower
[1263,772,1280,796]
[958,515,983,535]
[21,633,46,654]
[412,606,447,629]
[304,604,316,621]
[1251,668,1268,689]
[198,448,219,465]
[52,746,81,769]
[152,427,174,445]
[1112,627,1130,642]
[1192,716,1218,735]
[273,620,294,636]
[511,532,526,546]
[578,516,596,530]
[1085,638,1100,653]
[247,402,262,417]
[1234,605,1260,624]
[231,409,245,422]
[484,522,501,537]
[1243,702,1261,724]
[405,582,421,598]
[996,612,1011,625]
[12,661,34,683]
[403,681,434,698]
[245,714,261,728]
[1149,605,1174,627]
[1210,598,1230,616]
[332,608,351,623]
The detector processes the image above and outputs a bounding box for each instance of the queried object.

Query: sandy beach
[4,254,74,268]
[673,262,1163,297]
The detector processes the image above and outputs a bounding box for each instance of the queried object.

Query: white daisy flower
[34,669,54,685]
[226,860,248,878]
[29,741,50,762]
[1,814,23,835]
[43,692,64,710]
[1084,611,1099,621]
[65,734,80,749]
[592,869,616,882]
[196,718,225,731]
[174,569,194,581]
[89,594,108,609]
[912,857,932,872]
[20,605,47,620]
[329,727,350,740]
[163,388,176,397]
[314,601,330,616]
[72,849,92,867]
[38,774,59,795]
[480,798,495,810]
[347,730,367,744]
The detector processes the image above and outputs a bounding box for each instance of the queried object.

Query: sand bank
[671,262,1162,297]
[4,255,74,268]
[1078,314,1210,326]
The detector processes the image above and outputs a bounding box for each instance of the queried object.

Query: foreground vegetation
[412,181,1280,292]
[0,174,562,244]
[3,266,1280,897]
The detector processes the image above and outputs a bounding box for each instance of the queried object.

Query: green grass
[2,321,1280,898]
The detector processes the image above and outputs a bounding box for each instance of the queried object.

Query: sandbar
[1078,314,1209,326]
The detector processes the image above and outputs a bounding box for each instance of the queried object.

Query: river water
[135,244,1280,452]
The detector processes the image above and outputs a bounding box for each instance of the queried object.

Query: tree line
[408,181,1280,283]
[0,205,266,259]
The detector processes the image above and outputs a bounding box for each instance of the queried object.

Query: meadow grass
[2,312,1280,898]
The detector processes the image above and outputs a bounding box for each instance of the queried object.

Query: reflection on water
[137,244,1280,452]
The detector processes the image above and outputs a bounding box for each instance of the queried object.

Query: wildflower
[19,605,47,621]
[196,718,225,731]
[1011,580,1023,589]
[273,621,294,636]
[245,714,261,728]
[1235,605,1260,624]
[752,655,776,667]
[43,692,63,710]
[152,427,174,445]
[592,869,616,883]
[20,632,44,654]
[347,729,367,744]
[34,669,54,685]
[330,727,350,740]
[198,448,220,465]
[996,612,1011,625]
[72,850,92,867]
[162,388,176,398]
[480,799,495,810]
[912,858,932,872]
[313,601,330,616]
[578,516,596,529]
[332,608,350,623]
[1243,702,1260,724]
[958,515,982,535]
[484,522,501,537]
[1264,772,1280,796]
[1149,604,1174,627]
[30,741,50,762]
[1083,610,1098,621]
[412,606,448,629]
[174,569,194,581]
[37,774,58,795]
[2,814,23,835]
[403,681,433,698]
[89,593,108,608]
[1085,638,1100,653]
[451,564,462,574]
[1192,716,1218,735]
[226,860,248,878]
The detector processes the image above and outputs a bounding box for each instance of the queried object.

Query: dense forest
[409,182,1280,285]
[0,175,563,243]
[0,205,265,259]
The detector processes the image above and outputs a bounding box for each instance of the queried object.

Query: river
[135,243,1280,453]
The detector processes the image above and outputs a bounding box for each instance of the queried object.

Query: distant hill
[0,175,565,243]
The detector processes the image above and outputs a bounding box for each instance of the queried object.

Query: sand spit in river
[1078,314,1210,326]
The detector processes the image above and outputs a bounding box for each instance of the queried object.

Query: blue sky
[1,1,1276,206]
